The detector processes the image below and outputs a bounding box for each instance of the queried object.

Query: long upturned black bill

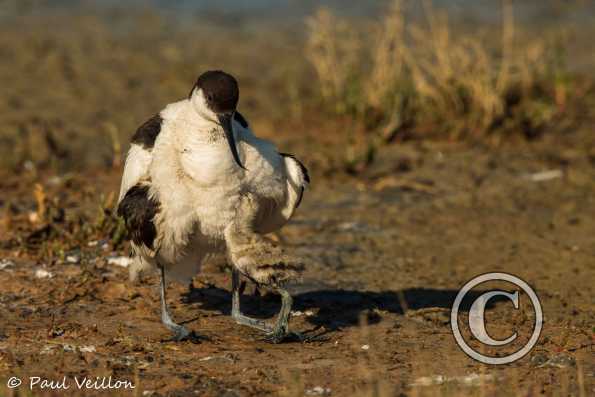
[217,113,245,170]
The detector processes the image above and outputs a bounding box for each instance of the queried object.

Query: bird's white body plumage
[118,97,307,283]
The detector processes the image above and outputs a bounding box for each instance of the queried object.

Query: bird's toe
[263,330,287,344]
[263,330,318,344]
[170,326,191,342]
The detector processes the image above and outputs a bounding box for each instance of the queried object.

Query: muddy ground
[0,127,593,396]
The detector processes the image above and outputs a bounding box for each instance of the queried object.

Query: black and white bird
[116,70,310,343]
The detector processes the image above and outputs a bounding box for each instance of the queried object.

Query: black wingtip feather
[117,184,160,249]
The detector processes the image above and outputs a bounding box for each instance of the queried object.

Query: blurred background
[0,1,594,396]
[1,0,594,174]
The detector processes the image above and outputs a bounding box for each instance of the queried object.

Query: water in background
[3,0,594,25]
[1,0,593,72]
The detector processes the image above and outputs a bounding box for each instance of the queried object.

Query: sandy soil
[0,130,593,396]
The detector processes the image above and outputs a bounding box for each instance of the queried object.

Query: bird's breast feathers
[179,142,243,187]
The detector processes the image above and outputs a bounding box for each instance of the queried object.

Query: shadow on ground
[182,282,510,331]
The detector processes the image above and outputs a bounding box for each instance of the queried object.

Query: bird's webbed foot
[163,321,191,342]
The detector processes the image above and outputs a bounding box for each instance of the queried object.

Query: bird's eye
[206,94,213,102]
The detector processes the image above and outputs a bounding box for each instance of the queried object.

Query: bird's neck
[187,101,218,128]
[171,102,222,142]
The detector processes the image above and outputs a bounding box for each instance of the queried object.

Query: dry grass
[0,1,589,175]
[305,8,362,115]
[306,0,573,151]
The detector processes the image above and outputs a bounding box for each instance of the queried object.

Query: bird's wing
[117,114,163,203]
[246,151,310,234]
[118,144,152,203]
[232,111,309,232]
[279,152,310,212]
[117,183,159,251]
[117,114,165,278]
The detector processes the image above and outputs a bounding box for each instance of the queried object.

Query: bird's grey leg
[231,267,270,332]
[233,272,317,343]
[159,265,190,341]
[264,287,293,343]
[265,288,326,343]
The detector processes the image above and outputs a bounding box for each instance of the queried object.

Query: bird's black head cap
[190,70,245,170]
[190,70,239,114]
